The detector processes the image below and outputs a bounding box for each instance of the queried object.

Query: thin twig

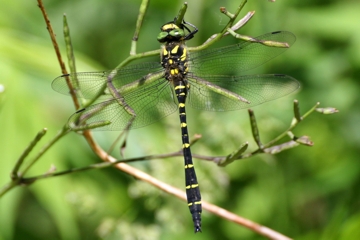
[248,109,263,149]
[204,202,292,240]
[20,134,204,184]
[63,15,77,75]
[37,0,80,110]
[18,126,70,178]
[21,151,181,183]
[174,2,188,26]
[202,11,255,45]
[11,128,47,180]
[130,0,150,55]
[293,99,302,122]
[266,101,320,147]
[189,0,249,51]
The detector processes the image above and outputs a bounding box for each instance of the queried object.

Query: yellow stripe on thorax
[170,69,179,75]
[162,47,168,56]
[171,45,179,54]
[180,48,187,61]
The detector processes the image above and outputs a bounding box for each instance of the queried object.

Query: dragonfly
[52,19,299,233]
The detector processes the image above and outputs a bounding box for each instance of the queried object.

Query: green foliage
[1,0,359,239]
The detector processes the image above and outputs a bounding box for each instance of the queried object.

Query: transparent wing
[189,31,296,76]
[53,31,297,130]
[67,78,177,131]
[52,62,162,99]
[187,74,299,111]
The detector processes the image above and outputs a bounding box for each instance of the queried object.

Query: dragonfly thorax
[161,42,189,84]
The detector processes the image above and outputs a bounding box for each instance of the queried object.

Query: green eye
[157,32,169,42]
[169,29,185,38]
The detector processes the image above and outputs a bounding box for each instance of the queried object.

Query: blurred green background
[1,0,359,239]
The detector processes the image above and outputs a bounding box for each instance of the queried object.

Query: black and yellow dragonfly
[52,19,299,233]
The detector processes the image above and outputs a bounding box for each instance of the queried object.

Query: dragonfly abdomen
[175,82,202,233]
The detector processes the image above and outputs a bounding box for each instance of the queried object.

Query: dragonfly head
[157,19,198,43]
[157,22,186,43]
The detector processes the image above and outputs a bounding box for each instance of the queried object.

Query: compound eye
[157,32,169,42]
[169,29,185,38]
